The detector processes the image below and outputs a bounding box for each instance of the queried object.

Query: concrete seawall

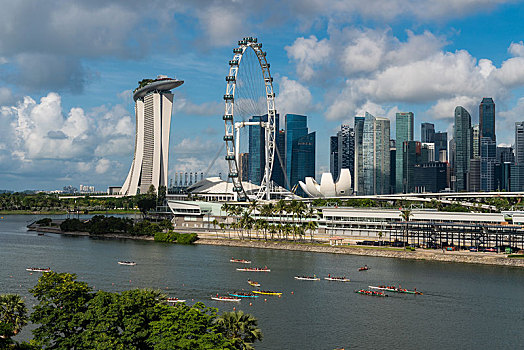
[196,238,524,268]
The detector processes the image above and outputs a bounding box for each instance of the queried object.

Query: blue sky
[1,0,524,191]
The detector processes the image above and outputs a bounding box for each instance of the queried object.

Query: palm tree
[241,211,253,240]
[275,199,286,235]
[212,218,219,238]
[219,222,228,239]
[268,224,276,240]
[215,310,263,350]
[306,220,319,241]
[401,209,411,249]
[0,294,28,337]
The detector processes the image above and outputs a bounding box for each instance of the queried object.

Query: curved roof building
[121,76,184,195]
[299,169,352,198]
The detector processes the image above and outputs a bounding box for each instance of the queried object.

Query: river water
[1,215,524,349]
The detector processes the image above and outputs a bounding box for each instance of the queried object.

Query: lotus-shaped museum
[299,169,352,198]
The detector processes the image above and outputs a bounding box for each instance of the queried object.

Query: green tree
[157,185,167,206]
[215,310,263,350]
[29,272,92,349]
[149,303,235,350]
[81,289,164,349]
[0,294,29,348]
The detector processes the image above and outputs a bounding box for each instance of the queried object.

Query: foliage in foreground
[27,272,259,349]
[0,294,34,349]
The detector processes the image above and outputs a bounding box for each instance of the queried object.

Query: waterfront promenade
[30,220,524,268]
[196,235,524,268]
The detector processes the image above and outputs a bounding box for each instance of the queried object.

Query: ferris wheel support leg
[264,126,270,200]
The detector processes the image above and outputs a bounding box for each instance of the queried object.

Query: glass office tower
[396,112,414,193]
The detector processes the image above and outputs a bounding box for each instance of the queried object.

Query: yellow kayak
[252,290,282,296]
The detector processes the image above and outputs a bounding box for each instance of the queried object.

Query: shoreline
[195,237,524,268]
[0,210,139,215]
[28,226,154,241]
[28,226,524,267]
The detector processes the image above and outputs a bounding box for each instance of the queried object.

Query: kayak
[230,258,251,264]
[247,279,261,287]
[211,296,241,302]
[324,277,350,282]
[252,290,282,296]
[355,289,387,297]
[358,266,369,271]
[26,267,51,272]
[229,292,259,298]
[369,285,423,295]
[166,298,186,303]
[294,276,320,281]
[237,267,270,272]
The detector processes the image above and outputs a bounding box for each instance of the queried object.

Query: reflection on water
[2,215,524,349]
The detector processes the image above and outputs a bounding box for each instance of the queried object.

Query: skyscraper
[290,132,316,196]
[363,113,390,195]
[403,141,421,193]
[338,125,355,184]
[515,122,524,164]
[479,98,496,191]
[434,131,447,161]
[121,76,183,195]
[330,125,355,185]
[329,136,339,180]
[249,114,282,187]
[248,114,267,186]
[472,124,480,159]
[421,122,435,143]
[396,112,414,193]
[354,116,365,194]
[479,97,496,141]
[285,114,308,188]
[285,114,315,193]
[272,129,286,188]
[480,137,496,191]
[454,106,472,191]
[239,153,249,182]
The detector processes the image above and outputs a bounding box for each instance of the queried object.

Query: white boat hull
[211,297,241,302]
[325,277,350,282]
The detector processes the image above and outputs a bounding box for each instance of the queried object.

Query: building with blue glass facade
[291,131,316,195]
[248,114,281,186]
[453,106,472,191]
[248,114,266,186]
[480,97,495,142]
[354,116,365,194]
[396,112,414,193]
[362,113,390,195]
[285,114,310,190]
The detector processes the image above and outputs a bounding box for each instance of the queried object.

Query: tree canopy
[27,272,259,349]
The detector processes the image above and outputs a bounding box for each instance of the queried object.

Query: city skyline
[2,1,524,191]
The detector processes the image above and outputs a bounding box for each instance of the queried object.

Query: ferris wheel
[222,37,277,201]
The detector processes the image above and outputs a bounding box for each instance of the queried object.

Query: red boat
[355,289,387,297]
[358,265,369,271]
[230,258,251,264]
